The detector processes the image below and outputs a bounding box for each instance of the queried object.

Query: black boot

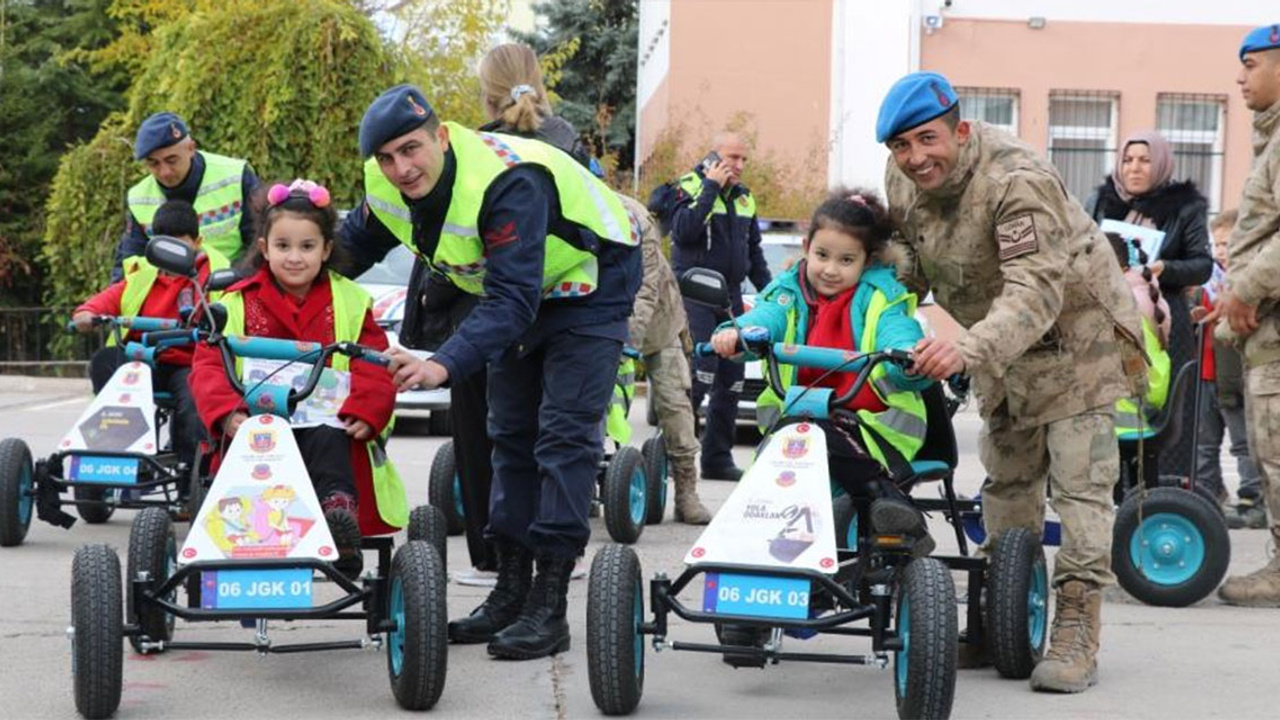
[487,554,575,660]
[868,480,935,557]
[448,539,532,644]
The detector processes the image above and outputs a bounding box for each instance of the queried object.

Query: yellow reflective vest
[127,151,248,261]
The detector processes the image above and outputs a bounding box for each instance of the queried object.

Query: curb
[0,375,91,394]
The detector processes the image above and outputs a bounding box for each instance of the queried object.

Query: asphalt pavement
[1,378,1278,719]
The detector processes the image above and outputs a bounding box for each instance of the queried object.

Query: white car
[355,245,452,434]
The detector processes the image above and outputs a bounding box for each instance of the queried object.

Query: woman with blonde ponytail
[477,42,594,169]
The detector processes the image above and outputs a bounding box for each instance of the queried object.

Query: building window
[1157,93,1226,213]
[1048,91,1119,204]
[955,88,1019,134]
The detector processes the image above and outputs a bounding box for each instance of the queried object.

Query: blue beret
[134,112,189,160]
[876,72,959,143]
[1240,24,1280,61]
[359,84,435,158]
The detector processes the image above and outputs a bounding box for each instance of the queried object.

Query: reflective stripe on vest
[754,288,927,466]
[605,356,636,445]
[1114,317,1169,438]
[127,152,248,260]
[363,123,639,298]
[219,273,408,527]
[677,172,758,219]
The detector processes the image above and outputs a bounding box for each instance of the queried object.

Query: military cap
[134,112,190,160]
[876,71,959,143]
[359,84,435,158]
[1240,24,1280,61]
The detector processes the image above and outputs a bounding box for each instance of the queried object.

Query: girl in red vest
[188,180,397,577]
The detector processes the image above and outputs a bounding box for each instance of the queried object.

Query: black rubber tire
[1113,487,1230,607]
[894,558,957,720]
[407,504,449,573]
[74,485,115,525]
[386,541,448,710]
[587,544,645,715]
[603,446,645,545]
[1156,475,1227,518]
[428,409,452,437]
[428,441,464,536]
[72,544,123,720]
[127,507,176,653]
[985,527,1048,679]
[641,434,667,525]
[0,438,34,547]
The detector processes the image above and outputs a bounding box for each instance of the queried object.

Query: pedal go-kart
[427,346,669,545]
[585,270,1049,719]
[67,239,449,719]
[0,256,240,547]
[958,324,1230,608]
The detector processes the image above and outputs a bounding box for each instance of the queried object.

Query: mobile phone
[699,150,722,173]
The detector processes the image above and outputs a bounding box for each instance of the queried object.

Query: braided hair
[1106,232,1166,329]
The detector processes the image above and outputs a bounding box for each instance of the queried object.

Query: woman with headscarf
[1086,130,1213,482]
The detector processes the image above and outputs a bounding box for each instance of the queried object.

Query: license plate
[200,569,313,610]
[68,455,139,484]
[702,572,810,620]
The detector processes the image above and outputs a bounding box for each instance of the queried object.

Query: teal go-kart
[68,238,450,719]
[0,254,240,547]
[585,270,1052,719]
[427,346,669,545]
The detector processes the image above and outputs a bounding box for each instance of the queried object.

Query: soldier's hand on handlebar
[386,347,449,392]
[912,337,966,381]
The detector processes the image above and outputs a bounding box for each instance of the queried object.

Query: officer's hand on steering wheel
[912,337,965,381]
[386,347,449,392]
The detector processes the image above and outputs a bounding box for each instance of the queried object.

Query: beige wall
[922,19,1257,209]
[641,0,832,176]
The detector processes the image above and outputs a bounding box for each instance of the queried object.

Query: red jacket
[1198,292,1215,382]
[76,256,212,367]
[189,266,398,535]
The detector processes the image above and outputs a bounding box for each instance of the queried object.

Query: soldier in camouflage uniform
[878,72,1146,694]
[1211,25,1280,607]
[620,194,712,524]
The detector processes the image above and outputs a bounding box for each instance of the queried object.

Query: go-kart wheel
[893,558,957,720]
[127,508,176,653]
[407,505,449,573]
[641,434,667,525]
[386,541,448,710]
[428,441,464,536]
[71,544,123,720]
[74,486,115,524]
[0,438,35,547]
[587,544,645,715]
[183,443,210,523]
[984,527,1048,679]
[1113,487,1230,607]
[833,493,859,552]
[603,446,645,544]
[1156,476,1227,518]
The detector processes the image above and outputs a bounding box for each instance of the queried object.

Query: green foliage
[516,0,637,169]
[0,0,126,305]
[41,0,395,328]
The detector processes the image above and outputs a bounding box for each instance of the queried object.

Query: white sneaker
[454,567,498,587]
[571,557,587,580]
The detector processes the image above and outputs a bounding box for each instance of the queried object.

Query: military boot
[488,554,575,660]
[448,539,532,644]
[672,457,712,524]
[1218,531,1280,607]
[1030,580,1102,693]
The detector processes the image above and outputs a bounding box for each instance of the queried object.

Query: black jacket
[1085,177,1213,293]
[669,170,771,297]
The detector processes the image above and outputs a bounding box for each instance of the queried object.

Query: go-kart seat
[903,383,956,483]
[1116,361,1196,446]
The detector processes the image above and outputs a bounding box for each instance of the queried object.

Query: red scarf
[797,276,887,413]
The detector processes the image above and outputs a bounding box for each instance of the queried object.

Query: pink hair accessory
[267,178,331,208]
[848,194,867,206]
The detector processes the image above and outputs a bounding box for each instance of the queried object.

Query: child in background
[188,179,404,577]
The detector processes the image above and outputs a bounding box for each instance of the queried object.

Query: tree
[0,0,126,305]
[515,0,637,172]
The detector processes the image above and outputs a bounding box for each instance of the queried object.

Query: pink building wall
[640,0,832,176]
[922,19,1258,209]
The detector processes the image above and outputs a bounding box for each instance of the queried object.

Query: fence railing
[0,307,102,377]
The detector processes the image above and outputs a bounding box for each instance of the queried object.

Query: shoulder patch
[777,292,792,307]
[996,214,1038,261]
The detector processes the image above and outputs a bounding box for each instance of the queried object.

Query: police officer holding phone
[669,131,772,480]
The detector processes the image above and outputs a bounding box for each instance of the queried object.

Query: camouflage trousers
[979,407,1117,587]
[644,343,699,463]
[1243,363,1280,532]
